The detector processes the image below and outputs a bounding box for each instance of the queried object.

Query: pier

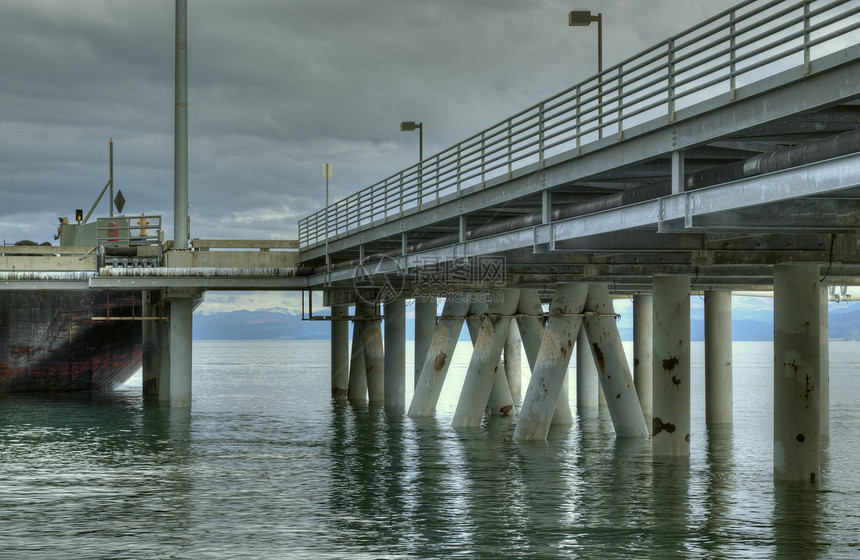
[2,0,860,489]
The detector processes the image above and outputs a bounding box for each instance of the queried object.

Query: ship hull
[0,290,142,392]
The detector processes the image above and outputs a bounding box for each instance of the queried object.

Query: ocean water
[0,340,858,559]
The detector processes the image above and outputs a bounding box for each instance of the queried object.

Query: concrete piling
[487,359,515,417]
[516,289,572,423]
[633,293,653,422]
[773,264,820,483]
[453,290,520,428]
[142,291,158,396]
[157,298,171,403]
[384,299,406,409]
[331,304,350,396]
[705,289,733,424]
[504,320,523,402]
[408,298,471,417]
[582,283,648,437]
[363,305,385,403]
[575,326,599,413]
[169,294,193,408]
[514,284,587,441]
[652,276,691,456]
[348,303,369,401]
[820,287,830,440]
[414,298,437,388]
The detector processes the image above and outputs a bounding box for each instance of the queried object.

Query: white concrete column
[515,290,544,371]
[516,289,572,423]
[820,287,830,440]
[169,295,193,408]
[363,304,385,403]
[633,293,653,422]
[487,359,515,417]
[582,284,649,437]
[409,298,471,417]
[774,264,820,484]
[652,276,691,456]
[465,300,514,417]
[384,299,406,409]
[705,289,733,424]
[348,304,368,401]
[331,304,350,396]
[552,372,573,425]
[142,291,158,396]
[454,290,520,428]
[576,325,599,412]
[414,298,437,388]
[504,320,523,402]
[514,284,587,440]
[157,298,171,403]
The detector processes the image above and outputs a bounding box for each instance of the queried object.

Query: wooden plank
[191,239,299,250]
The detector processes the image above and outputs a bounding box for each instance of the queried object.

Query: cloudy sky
[1,0,730,312]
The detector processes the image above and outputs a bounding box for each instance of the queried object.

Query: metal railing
[96,215,163,248]
[299,0,860,250]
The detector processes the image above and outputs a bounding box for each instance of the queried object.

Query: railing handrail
[299,0,860,250]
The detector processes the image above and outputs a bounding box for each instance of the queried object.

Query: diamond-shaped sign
[114,190,126,214]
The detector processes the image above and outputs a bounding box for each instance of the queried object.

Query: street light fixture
[569,10,603,138]
[400,121,423,161]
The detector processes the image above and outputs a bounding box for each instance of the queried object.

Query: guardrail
[298,0,860,250]
[97,215,163,248]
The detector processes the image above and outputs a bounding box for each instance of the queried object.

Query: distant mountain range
[192,301,860,341]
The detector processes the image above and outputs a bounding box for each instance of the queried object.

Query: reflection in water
[773,484,826,559]
[1,340,859,558]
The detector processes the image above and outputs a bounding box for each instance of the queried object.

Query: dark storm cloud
[0,0,724,243]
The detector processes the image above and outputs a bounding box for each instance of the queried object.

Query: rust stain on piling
[663,356,679,371]
[433,352,448,371]
[796,433,805,442]
[634,358,640,367]
[672,376,681,386]
[616,393,621,399]
[652,417,676,436]
[592,343,606,372]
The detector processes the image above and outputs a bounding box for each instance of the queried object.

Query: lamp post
[323,163,332,271]
[401,121,423,206]
[400,121,423,161]
[569,10,603,138]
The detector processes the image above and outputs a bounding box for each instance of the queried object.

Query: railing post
[435,153,441,204]
[576,85,582,154]
[668,38,676,122]
[399,170,405,217]
[507,117,513,179]
[456,143,462,197]
[418,160,423,211]
[538,102,545,168]
[617,65,624,139]
[803,0,811,75]
[730,9,737,100]
[481,131,486,187]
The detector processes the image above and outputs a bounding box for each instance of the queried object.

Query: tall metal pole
[174,0,189,250]
[109,138,114,217]
[323,163,331,271]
